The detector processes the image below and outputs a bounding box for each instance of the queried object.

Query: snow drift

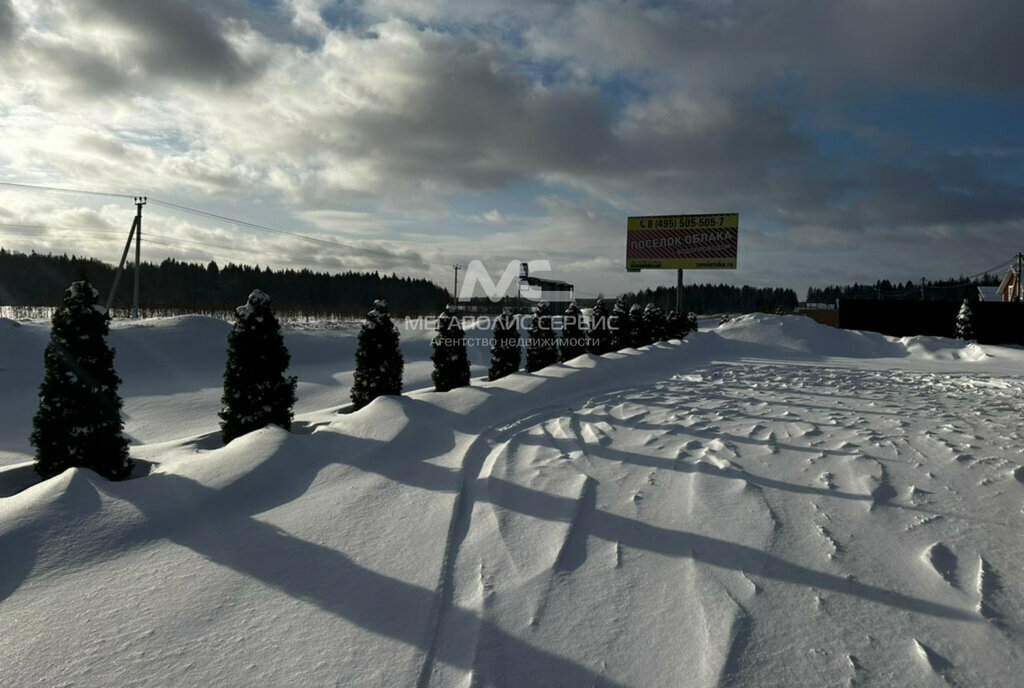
[2,314,1023,686]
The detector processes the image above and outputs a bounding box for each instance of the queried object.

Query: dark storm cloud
[83,0,257,85]
[790,0,1024,93]
[0,0,16,43]
[312,31,803,198]
[306,24,1020,238]
[535,0,1024,94]
[841,155,1024,228]
[41,44,130,95]
[336,34,618,190]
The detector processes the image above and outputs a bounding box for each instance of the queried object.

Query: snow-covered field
[2,314,1023,686]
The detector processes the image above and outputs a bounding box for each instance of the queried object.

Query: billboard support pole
[676,269,683,313]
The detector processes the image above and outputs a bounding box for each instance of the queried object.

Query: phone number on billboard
[632,215,733,230]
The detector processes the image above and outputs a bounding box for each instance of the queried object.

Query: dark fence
[800,309,839,328]
[838,299,1024,345]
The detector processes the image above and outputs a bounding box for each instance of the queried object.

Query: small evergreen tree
[643,303,668,342]
[587,298,614,355]
[559,302,588,362]
[955,299,975,341]
[31,281,132,480]
[666,310,684,339]
[488,307,521,381]
[629,303,650,347]
[686,312,699,334]
[526,301,559,372]
[351,299,404,409]
[431,305,470,391]
[610,297,631,351]
[219,290,298,443]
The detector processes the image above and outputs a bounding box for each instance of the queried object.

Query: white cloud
[0,0,1021,299]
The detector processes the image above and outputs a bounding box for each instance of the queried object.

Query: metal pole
[1018,253,1023,301]
[452,263,461,306]
[132,196,146,318]
[676,268,683,313]
[106,216,138,312]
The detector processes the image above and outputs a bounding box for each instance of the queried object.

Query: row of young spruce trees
[31,282,697,482]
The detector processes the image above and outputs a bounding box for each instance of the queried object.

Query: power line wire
[0,180,351,251]
[0,222,300,262]
[147,197,349,249]
[0,180,135,199]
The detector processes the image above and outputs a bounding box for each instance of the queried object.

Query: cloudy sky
[1,0,1022,300]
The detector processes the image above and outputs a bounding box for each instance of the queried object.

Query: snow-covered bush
[955,299,976,341]
[351,299,404,409]
[559,302,587,362]
[526,301,559,372]
[686,312,699,333]
[666,310,685,339]
[431,305,470,391]
[587,298,614,355]
[628,303,649,348]
[643,303,668,342]
[488,307,521,381]
[609,297,631,351]
[31,281,132,480]
[219,289,297,443]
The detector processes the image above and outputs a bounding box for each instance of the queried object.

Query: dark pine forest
[0,248,449,317]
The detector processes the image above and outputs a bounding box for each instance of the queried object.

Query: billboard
[626,213,738,270]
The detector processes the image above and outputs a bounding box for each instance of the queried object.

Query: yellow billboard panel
[626,213,738,270]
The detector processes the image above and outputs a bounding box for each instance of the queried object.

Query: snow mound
[0,461,36,498]
[717,313,990,362]
[715,313,907,358]
[899,336,989,361]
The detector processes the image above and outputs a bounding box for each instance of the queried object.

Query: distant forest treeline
[620,283,799,314]
[806,274,1003,305]
[0,248,450,317]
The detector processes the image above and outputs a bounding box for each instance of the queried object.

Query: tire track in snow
[415,406,573,688]
[553,476,598,573]
[527,416,602,630]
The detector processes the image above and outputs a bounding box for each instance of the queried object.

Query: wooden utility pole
[132,196,145,318]
[106,196,146,315]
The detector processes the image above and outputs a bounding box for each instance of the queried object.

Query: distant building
[977,285,1000,302]
[997,266,1022,302]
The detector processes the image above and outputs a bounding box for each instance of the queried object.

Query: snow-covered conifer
[955,299,976,341]
[609,297,631,351]
[643,303,668,342]
[431,305,470,391]
[666,310,684,339]
[351,299,404,409]
[686,312,699,334]
[629,303,650,348]
[559,302,588,362]
[219,290,297,443]
[525,301,559,372]
[31,281,132,480]
[587,298,614,355]
[488,308,521,381]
